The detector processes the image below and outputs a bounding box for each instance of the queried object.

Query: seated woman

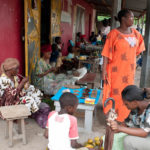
[34,44,58,95]
[0,58,43,113]
[108,85,150,150]
[34,44,87,95]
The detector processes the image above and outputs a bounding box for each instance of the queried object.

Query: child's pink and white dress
[46,111,79,150]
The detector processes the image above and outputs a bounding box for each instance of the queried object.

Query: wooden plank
[101,0,112,11]
[121,0,126,9]
[77,73,96,84]
[0,105,31,119]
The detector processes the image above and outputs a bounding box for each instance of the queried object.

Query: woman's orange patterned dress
[102,28,145,122]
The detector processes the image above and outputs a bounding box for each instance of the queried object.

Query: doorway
[75,5,85,34]
[41,0,50,45]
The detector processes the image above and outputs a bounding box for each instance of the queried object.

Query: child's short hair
[59,92,78,108]
[121,85,144,102]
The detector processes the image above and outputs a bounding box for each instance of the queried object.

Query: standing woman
[102,9,145,122]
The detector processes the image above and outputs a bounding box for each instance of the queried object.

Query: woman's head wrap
[80,34,86,39]
[41,44,52,53]
[0,58,19,74]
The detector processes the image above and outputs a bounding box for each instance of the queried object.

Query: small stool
[5,117,27,147]
[0,105,31,147]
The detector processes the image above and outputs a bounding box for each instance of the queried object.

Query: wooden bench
[0,105,31,147]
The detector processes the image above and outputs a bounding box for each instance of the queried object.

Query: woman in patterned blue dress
[109,85,150,150]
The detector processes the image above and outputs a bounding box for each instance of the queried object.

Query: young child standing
[55,36,64,53]
[44,92,94,150]
[50,44,59,67]
[54,37,64,68]
[66,45,75,60]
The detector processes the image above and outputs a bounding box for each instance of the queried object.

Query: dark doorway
[41,0,50,45]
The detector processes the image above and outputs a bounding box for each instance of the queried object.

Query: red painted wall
[0,0,24,74]
[61,0,93,55]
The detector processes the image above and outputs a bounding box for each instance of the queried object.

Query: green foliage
[97,15,110,22]
[42,96,55,110]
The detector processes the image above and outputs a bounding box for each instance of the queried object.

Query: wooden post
[138,18,140,25]
[21,119,27,145]
[141,15,145,35]
[111,0,122,29]
[140,0,150,87]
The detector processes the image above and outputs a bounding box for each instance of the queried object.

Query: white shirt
[46,111,79,150]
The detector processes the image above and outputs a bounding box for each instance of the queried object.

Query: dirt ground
[0,68,141,150]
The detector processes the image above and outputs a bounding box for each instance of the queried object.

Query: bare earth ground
[0,68,141,150]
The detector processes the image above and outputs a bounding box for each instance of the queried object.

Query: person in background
[108,18,111,26]
[89,32,97,44]
[136,24,142,34]
[75,32,82,48]
[54,37,64,68]
[66,45,75,60]
[80,35,87,49]
[101,19,110,37]
[96,30,102,45]
[109,85,150,150]
[50,44,59,67]
[136,24,140,31]
[44,92,95,150]
[55,36,64,53]
[34,44,57,95]
[34,45,80,95]
[0,58,43,113]
[100,19,110,44]
[102,9,145,122]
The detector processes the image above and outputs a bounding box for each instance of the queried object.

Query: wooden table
[76,73,96,88]
[85,44,103,51]
[80,44,103,56]
[52,87,101,133]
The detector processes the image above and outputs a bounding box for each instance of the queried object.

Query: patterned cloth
[102,28,145,122]
[34,58,76,95]
[0,74,43,113]
[34,58,55,90]
[125,104,150,132]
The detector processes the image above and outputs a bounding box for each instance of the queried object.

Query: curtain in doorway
[76,6,85,34]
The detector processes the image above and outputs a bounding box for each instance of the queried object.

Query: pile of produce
[84,136,104,150]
